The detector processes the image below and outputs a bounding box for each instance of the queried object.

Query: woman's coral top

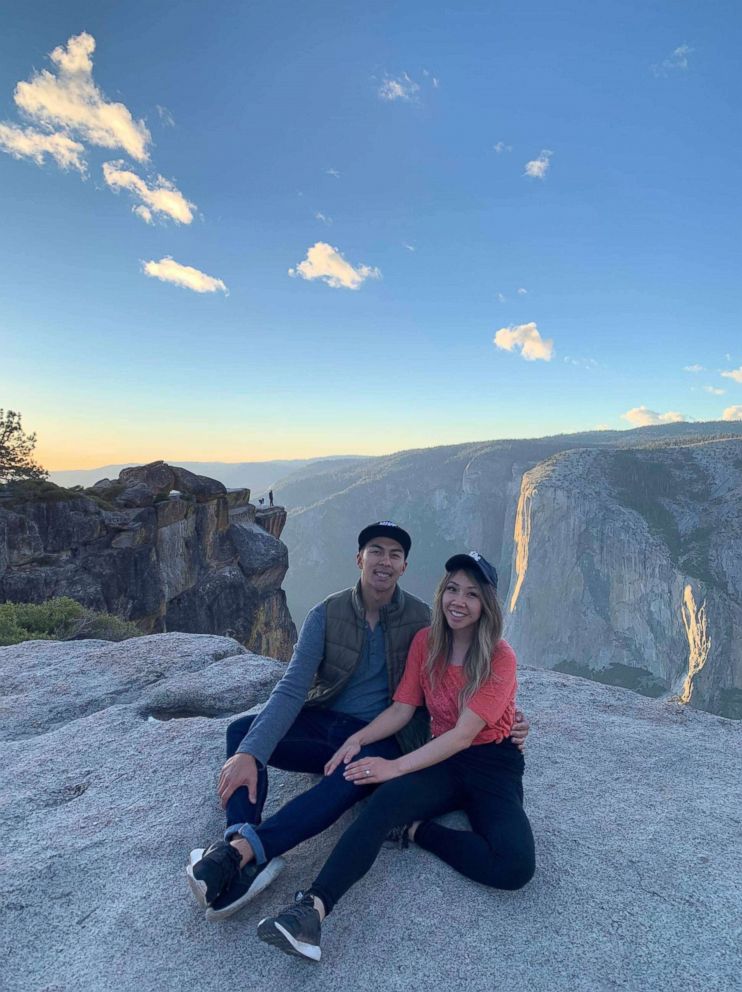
[393,627,517,745]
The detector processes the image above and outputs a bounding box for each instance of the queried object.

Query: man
[187,521,528,920]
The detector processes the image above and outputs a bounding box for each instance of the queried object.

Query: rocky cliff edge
[0,462,296,659]
[1,633,739,992]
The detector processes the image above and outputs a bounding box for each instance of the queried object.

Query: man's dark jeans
[224,707,400,864]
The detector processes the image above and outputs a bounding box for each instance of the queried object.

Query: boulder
[1,634,739,992]
[115,482,156,508]
[119,460,177,494]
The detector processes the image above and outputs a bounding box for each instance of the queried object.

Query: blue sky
[1,0,740,469]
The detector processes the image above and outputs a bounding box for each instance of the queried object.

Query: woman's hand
[343,756,402,786]
[324,736,363,776]
[511,709,530,753]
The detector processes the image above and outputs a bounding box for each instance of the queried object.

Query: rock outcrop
[0,463,296,659]
[1,634,739,992]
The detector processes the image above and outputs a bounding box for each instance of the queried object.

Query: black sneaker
[257,892,322,961]
[204,856,286,921]
[384,824,411,849]
[186,840,241,908]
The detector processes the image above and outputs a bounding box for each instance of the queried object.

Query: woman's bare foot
[408,821,422,843]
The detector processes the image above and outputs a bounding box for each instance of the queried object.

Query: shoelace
[281,892,317,922]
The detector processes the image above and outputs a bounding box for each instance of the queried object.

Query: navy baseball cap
[445,551,498,590]
[358,521,412,558]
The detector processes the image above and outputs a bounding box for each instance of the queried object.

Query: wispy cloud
[314,211,333,226]
[378,73,420,102]
[142,256,228,294]
[517,287,527,295]
[494,322,554,362]
[0,121,85,171]
[652,44,692,77]
[564,356,598,369]
[524,149,553,179]
[497,292,507,303]
[13,32,150,162]
[102,161,195,224]
[703,385,725,396]
[289,242,381,290]
[326,167,340,179]
[402,243,416,252]
[156,105,175,128]
[621,406,686,427]
[683,364,705,372]
[721,365,742,383]
[494,141,512,154]
[723,405,742,421]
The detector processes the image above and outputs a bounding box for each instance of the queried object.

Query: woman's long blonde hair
[425,566,503,709]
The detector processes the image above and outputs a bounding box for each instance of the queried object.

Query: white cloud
[721,365,742,383]
[722,405,742,421]
[13,32,151,162]
[156,105,175,128]
[652,44,692,77]
[683,364,705,372]
[403,243,416,252]
[0,121,85,171]
[142,256,228,294]
[524,149,553,179]
[326,167,340,179]
[314,211,332,225]
[497,292,507,303]
[133,204,153,224]
[494,141,512,154]
[621,406,686,427]
[703,386,725,396]
[289,242,381,290]
[378,73,420,102]
[102,161,196,223]
[517,287,527,295]
[494,322,554,362]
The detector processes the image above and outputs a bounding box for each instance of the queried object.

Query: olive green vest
[306,580,432,753]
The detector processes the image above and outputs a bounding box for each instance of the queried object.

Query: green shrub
[0,597,143,646]
[0,478,80,507]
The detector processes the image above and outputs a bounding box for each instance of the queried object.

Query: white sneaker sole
[204,856,286,922]
[257,918,321,961]
[185,848,207,909]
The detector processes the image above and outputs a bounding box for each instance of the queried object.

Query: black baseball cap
[357,521,412,558]
[445,551,498,590]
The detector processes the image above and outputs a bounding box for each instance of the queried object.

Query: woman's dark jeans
[224,708,401,863]
[309,738,535,914]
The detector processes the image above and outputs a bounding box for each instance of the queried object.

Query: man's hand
[511,709,530,753]
[324,736,362,777]
[343,756,401,786]
[218,753,258,808]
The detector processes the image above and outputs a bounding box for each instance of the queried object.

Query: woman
[256,551,535,961]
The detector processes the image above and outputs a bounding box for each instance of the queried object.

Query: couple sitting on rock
[186,521,535,961]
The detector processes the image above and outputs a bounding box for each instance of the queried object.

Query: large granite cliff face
[0,462,296,660]
[272,424,742,717]
[1,634,739,992]
[505,439,742,719]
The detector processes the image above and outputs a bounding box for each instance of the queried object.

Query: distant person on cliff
[186,523,529,921]
[257,551,535,962]
[269,490,274,507]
